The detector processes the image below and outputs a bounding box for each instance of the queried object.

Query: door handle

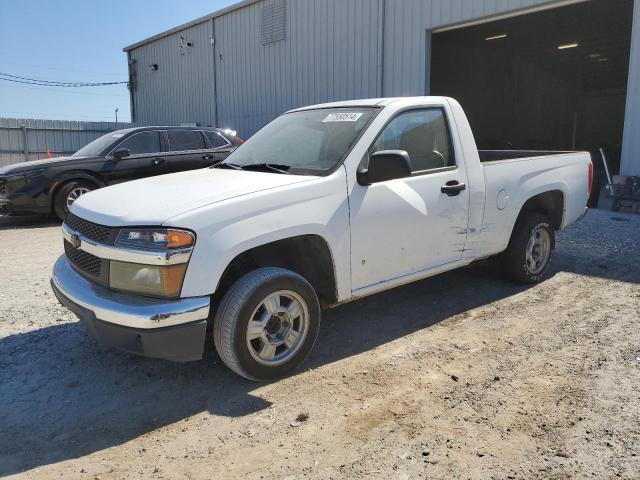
[152,158,165,166]
[441,180,466,196]
[202,154,214,160]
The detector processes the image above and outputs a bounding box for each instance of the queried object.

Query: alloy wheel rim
[66,187,90,207]
[245,290,309,367]
[525,227,551,275]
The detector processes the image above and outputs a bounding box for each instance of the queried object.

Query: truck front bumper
[51,256,211,362]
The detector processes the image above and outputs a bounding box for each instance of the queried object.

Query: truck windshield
[72,130,132,157]
[220,107,378,175]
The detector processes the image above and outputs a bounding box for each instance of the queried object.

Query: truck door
[349,108,469,292]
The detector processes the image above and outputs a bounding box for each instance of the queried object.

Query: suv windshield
[72,130,132,157]
[221,107,378,175]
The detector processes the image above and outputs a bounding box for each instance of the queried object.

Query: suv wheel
[53,180,94,220]
[501,213,555,284]
[213,267,321,381]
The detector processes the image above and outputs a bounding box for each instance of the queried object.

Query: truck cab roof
[288,96,454,112]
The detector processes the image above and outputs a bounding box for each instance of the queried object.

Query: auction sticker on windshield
[322,112,364,122]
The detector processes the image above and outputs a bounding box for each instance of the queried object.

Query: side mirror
[112,148,130,161]
[357,150,412,185]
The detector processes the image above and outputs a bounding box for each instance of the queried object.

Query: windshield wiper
[212,162,243,170]
[240,163,291,174]
[213,162,291,174]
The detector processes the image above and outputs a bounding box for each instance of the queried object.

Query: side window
[204,131,230,148]
[168,130,206,152]
[116,131,161,156]
[370,108,454,172]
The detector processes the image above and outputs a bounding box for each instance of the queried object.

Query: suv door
[100,130,168,184]
[165,129,212,173]
[348,108,470,291]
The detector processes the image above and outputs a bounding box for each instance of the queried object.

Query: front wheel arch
[51,177,101,219]
[49,172,106,202]
[213,235,338,309]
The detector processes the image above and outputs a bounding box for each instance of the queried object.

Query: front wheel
[501,213,555,284]
[213,267,321,381]
[53,180,94,220]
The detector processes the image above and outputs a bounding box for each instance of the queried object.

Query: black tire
[53,180,94,220]
[501,213,555,284]
[213,267,321,381]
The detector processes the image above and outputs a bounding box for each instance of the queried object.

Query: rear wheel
[501,213,555,284]
[53,180,94,220]
[213,267,321,381]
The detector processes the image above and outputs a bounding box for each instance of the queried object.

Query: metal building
[124,0,640,176]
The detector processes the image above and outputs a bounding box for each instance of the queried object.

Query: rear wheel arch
[513,190,565,234]
[214,235,338,310]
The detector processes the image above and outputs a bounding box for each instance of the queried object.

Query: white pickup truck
[51,97,592,380]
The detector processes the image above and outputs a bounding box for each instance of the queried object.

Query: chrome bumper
[51,255,210,329]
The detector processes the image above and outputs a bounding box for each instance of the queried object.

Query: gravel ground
[0,209,639,479]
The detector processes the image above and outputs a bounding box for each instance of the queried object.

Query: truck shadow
[0,263,531,476]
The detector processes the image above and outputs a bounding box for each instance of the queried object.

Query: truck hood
[0,155,98,175]
[70,168,316,226]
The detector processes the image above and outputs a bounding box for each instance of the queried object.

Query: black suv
[0,126,243,219]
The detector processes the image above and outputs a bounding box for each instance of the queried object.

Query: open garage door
[431,0,634,202]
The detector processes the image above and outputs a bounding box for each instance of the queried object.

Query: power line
[0,72,123,85]
[5,61,123,77]
[2,82,128,98]
[1,112,129,120]
[0,72,128,87]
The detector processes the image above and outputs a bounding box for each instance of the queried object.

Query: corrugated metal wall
[382,0,563,96]
[128,0,573,136]
[130,20,216,127]
[620,0,640,176]
[214,0,383,136]
[0,118,134,168]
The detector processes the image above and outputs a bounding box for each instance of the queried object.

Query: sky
[0,0,236,123]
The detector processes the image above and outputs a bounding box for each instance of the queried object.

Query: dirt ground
[1,209,639,480]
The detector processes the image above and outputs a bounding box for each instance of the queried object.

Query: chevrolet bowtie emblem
[70,233,81,249]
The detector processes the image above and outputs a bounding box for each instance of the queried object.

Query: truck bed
[475,150,591,260]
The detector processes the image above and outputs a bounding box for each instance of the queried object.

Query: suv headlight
[109,228,195,298]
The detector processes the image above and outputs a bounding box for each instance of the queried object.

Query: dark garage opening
[431,0,634,197]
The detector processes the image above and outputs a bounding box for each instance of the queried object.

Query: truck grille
[65,213,114,244]
[64,240,102,277]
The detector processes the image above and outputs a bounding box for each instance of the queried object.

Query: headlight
[110,261,188,298]
[115,228,194,250]
[110,228,195,298]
